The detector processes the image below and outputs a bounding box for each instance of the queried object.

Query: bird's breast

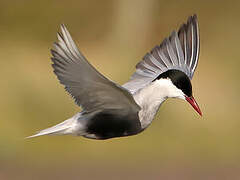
[85,110,141,140]
[132,80,169,129]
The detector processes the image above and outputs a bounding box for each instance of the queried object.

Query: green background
[1,0,239,179]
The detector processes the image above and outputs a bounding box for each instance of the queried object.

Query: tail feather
[26,113,84,139]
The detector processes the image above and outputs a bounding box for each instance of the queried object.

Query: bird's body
[28,15,202,140]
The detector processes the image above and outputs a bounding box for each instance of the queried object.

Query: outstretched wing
[123,15,199,94]
[51,24,140,112]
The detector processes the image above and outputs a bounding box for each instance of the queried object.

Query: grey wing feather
[123,15,199,94]
[51,24,140,112]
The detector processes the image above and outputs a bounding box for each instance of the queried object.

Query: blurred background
[0,0,240,179]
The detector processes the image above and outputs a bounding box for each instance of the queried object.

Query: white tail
[26,113,84,138]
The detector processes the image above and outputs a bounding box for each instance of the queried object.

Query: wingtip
[60,24,67,35]
[60,23,66,29]
[188,14,198,25]
[60,23,69,34]
[50,48,56,56]
[170,30,177,37]
[192,14,198,20]
[57,32,63,40]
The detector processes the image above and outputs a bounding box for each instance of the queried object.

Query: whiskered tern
[28,15,201,140]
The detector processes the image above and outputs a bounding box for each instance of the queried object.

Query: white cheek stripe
[133,78,185,129]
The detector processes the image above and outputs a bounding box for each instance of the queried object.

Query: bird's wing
[51,24,140,113]
[123,15,199,94]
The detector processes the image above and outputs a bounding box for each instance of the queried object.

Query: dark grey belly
[85,110,141,140]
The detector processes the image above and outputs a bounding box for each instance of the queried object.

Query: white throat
[133,78,184,129]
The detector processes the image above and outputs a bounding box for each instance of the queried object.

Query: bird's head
[157,69,202,116]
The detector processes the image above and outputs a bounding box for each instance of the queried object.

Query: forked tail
[26,113,84,138]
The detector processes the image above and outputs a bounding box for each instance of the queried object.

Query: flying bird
[28,15,201,140]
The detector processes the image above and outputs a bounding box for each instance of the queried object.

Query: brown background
[1,0,240,179]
